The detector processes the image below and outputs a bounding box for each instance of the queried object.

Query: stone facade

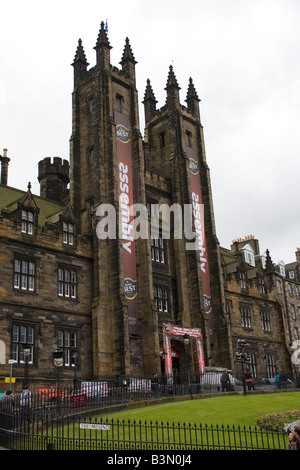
[0,23,299,389]
[221,237,300,380]
[0,182,93,388]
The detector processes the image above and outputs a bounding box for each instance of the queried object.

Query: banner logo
[124,278,137,300]
[189,158,199,175]
[116,124,130,143]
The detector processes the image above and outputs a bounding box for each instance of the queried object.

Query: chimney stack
[0,149,10,186]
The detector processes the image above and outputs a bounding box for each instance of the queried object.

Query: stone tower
[69,22,227,377]
[70,23,153,377]
[143,68,228,368]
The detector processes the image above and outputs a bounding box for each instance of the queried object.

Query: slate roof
[0,183,66,227]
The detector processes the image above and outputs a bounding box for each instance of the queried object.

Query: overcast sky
[1,0,300,264]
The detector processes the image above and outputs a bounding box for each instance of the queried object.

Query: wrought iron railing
[0,373,296,450]
[0,414,289,451]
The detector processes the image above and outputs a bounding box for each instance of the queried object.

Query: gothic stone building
[0,23,296,388]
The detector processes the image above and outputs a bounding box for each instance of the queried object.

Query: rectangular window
[153,285,169,313]
[276,280,282,294]
[116,94,123,113]
[159,132,166,148]
[87,97,93,114]
[288,283,293,297]
[58,267,77,299]
[57,329,77,367]
[186,131,192,147]
[258,278,266,294]
[265,354,276,378]
[239,271,246,289]
[151,238,165,264]
[63,222,74,245]
[261,310,271,332]
[248,353,257,378]
[240,306,251,328]
[14,258,35,292]
[12,324,34,364]
[88,147,94,165]
[21,210,34,235]
[291,304,296,320]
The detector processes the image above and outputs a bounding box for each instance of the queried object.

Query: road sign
[5,377,15,383]
[79,423,110,431]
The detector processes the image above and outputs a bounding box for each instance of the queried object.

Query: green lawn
[37,392,300,450]
[98,392,300,428]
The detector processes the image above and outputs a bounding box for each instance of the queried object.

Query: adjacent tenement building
[221,236,299,380]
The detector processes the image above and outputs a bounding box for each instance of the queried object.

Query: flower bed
[257,410,300,431]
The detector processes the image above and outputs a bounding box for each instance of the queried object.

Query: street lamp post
[53,349,64,390]
[22,343,31,387]
[72,349,78,391]
[183,334,191,393]
[8,359,17,390]
[234,339,251,396]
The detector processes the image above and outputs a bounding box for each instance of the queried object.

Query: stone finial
[94,21,112,69]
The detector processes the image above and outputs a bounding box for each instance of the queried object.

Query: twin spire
[72,21,136,72]
[72,21,200,118]
[144,66,200,120]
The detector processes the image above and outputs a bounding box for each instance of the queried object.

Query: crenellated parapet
[38,157,70,202]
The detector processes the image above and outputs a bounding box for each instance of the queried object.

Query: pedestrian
[151,373,159,398]
[244,368,254,391]
[19,384,32,426]
[290,427,300,450]
[220,370,231,392]
[0,389,15,430]
[289,431,298,450]
[278,371,287,389]
[0,389,14,412]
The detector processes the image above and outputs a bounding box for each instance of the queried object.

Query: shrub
[257,410,300,431]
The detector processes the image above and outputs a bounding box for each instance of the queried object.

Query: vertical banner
[186,146,212,318]
[115,111,138,325]
[163,334,172,377]
[163,324,205,376]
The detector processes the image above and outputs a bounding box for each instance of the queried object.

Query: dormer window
[261,255,267,269]
[278,261,285,277]
[241,244,255,267]
[63,222,74,245]
[21,210,34,235]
